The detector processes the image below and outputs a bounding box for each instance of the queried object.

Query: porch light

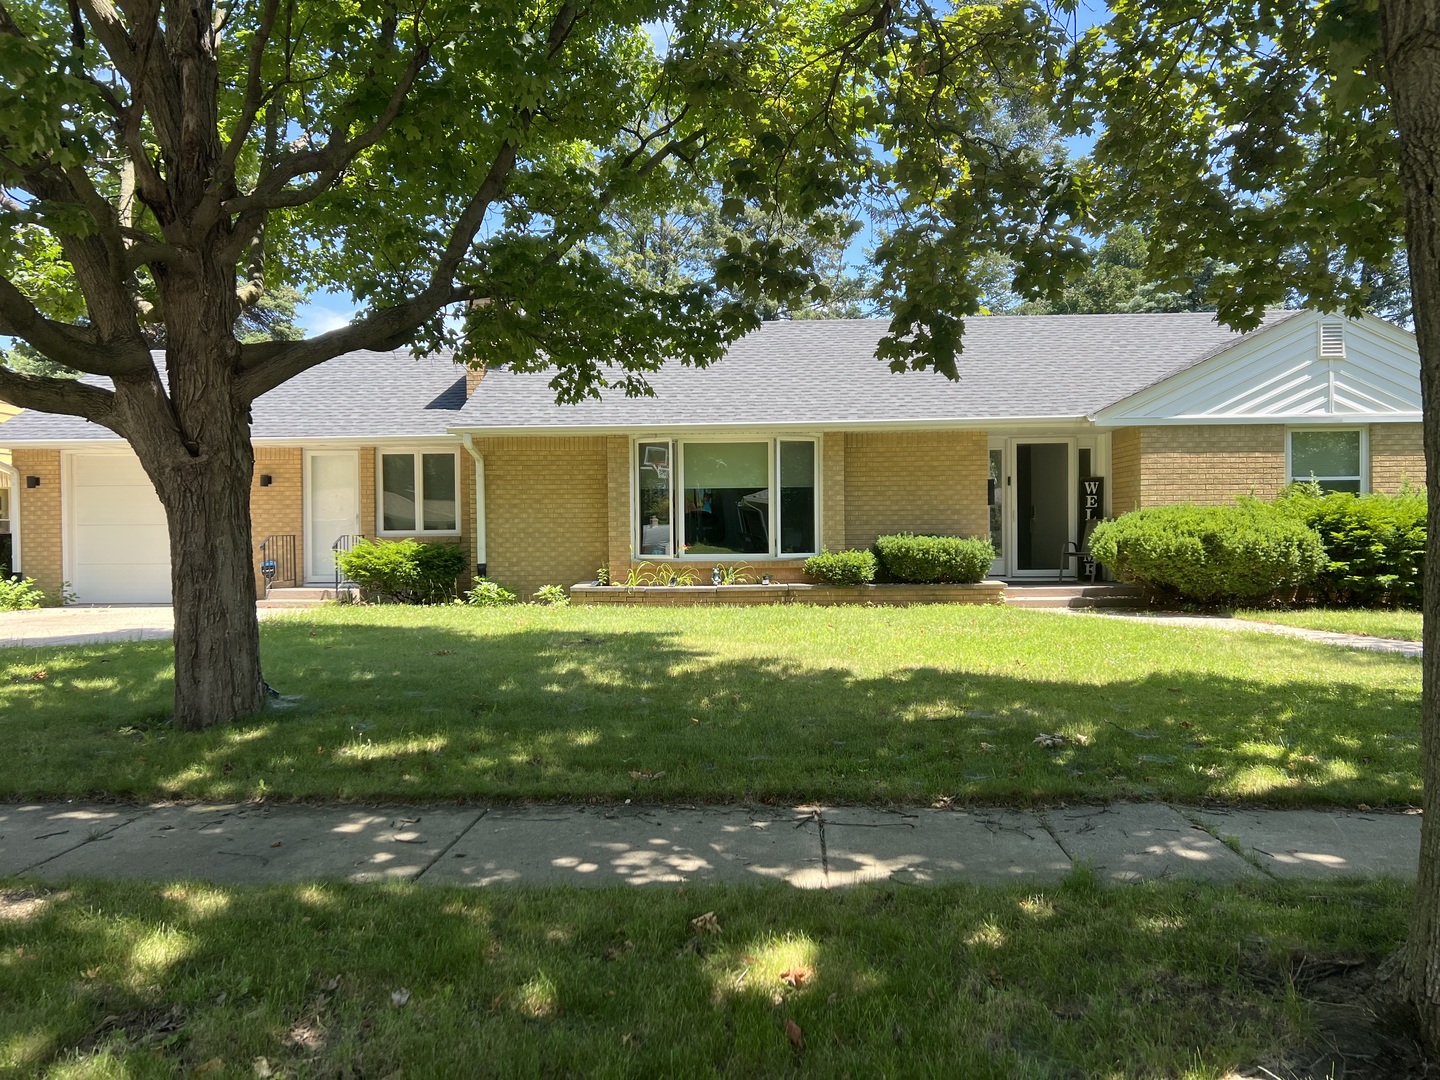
[259,474,273,487]
[24,476,39,489]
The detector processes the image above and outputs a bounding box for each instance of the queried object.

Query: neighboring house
[0,309,1422,604]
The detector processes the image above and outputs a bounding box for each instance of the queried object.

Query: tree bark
[1379,0,1440,1053]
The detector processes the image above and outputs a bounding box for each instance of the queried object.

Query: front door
[1013,441,1072,577]
[305,451,360,583]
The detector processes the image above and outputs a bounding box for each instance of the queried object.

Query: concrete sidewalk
[0,801,1422,889]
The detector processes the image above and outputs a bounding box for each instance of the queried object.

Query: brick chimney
[464,364,486,398]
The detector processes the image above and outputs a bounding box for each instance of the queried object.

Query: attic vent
[1320,319,1346,359]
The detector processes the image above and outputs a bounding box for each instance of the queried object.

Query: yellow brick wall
[1132,425,1287,506]
[13,449,61,597]
[471,436,609,598]
[1110,427,1141,515]
[842,430,988,548]
[1370,423,1426,493]
[822,433,846,551]
[605,437,631,583]
[250,447,303,591]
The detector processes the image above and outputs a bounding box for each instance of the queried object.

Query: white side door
[305,450,360,583]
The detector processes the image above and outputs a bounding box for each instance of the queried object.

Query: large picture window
[1288,429,1365,494]
[634,438,819,558]
[379,450,459,534]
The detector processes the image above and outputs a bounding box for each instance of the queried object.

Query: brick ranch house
[0,309,1422,604]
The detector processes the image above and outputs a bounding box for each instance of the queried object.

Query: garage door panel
[72,524,171,563]
[68,453,173,604]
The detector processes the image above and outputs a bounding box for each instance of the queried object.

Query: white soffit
[1092,312,1421,425]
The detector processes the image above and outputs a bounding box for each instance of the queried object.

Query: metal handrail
[332,534,364,593]
[257,534,297,597]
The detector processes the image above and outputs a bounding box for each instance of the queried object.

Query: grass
[1236,607,1424,642]
[0,604,1421,806]
[0,875,1412,1078]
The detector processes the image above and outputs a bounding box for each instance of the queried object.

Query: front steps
[1004,583,1146,610]
[257,586,350,610]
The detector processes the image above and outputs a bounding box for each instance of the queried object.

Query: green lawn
[1236,607,1424,642]
[0,875,1412,1078]
[0,604,1421,806]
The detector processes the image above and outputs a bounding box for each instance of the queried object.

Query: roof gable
[1092,312,1420,425]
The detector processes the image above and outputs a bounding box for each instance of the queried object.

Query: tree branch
[0,366,118,426]
[0,275,151,376]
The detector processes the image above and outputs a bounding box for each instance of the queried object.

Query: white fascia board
[0,434,463,451]
[446,416,1094,438]
[1095,412,1422,427]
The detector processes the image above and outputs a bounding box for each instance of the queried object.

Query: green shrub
[803,549,877,585]
[533,584,570,606]
[874,534,994,584]
[466,579,518,607]
[1088,503,1327,605]
[0,575,46,611]
[336,539,468,604]
[1273,483,1426,607]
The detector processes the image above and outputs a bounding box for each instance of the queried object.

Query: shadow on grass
[0,617,1420,805]
[0,875,1416,1077]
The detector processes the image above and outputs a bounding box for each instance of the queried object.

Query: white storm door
[305,450,360,583]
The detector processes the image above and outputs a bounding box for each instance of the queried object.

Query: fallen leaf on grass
[391,988,411,1008]
[689,911,721,935]
[785,1018,804,1049]
[252,1059,274,1078]
[779,967,811,989]
[629,770,667,780]
[29,671,46,681]
[194,1059,225,1076]
[1033,733,1066,749]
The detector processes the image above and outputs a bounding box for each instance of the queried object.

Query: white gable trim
[1092,311,1421,426]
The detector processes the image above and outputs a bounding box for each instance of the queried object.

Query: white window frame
[1286,426,1369,493]
[631,435,822,560]
[376,448,463,536]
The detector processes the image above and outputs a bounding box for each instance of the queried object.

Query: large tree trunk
[1379,0,1440,1053]
[119,272,267,730]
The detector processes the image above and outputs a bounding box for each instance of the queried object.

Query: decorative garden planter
[570,581,1007,607]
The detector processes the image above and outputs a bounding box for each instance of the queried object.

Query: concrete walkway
[0,606,293,648]
[0,801,1421,889]
[1054,609,1423,656]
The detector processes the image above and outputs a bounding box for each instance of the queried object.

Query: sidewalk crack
[413,809,487,883]
[19,806,156,874]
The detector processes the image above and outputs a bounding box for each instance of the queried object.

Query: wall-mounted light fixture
[259,474,273,487]
[25,476,40,489]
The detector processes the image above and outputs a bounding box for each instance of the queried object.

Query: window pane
[637,442,673,556]
[1291,431,1361,479]
[988,448,1003,555]
[779,441,816,554]
[421,454,457,531]
[381,454,416,532]
[682,442,768,555]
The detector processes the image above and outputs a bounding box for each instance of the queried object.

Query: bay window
[379,450,460,534]
[635,438,819,558]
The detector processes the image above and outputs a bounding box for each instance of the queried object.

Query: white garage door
[68,453,172,603]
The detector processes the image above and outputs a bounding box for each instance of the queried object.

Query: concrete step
[263,586,346,601]
[1005,594,1149,609]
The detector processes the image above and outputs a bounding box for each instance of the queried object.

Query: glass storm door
[305,451,360,583]
[1013,441,1071,575]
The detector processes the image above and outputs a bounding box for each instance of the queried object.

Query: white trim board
[1093,312,1421,426]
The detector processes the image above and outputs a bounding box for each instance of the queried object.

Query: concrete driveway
[0,605,290,648]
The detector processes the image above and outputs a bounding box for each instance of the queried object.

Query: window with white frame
[1288,428,1366,493]
[635,438,818,558]
[379,450,460,533]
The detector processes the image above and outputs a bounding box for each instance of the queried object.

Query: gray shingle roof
[0,350,469,443]
[454,311,1304,430]
[0,311,1303,442]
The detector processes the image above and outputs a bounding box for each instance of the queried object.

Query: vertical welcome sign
[1079,476,1104,577]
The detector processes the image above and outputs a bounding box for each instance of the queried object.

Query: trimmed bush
[874,534,994,584]
[466,579,518,607]
[804,549,877,585]
[1088,503,1327,604]
[1273,484,1426,607]
[336,539,468,604]
[0,576,46,611]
